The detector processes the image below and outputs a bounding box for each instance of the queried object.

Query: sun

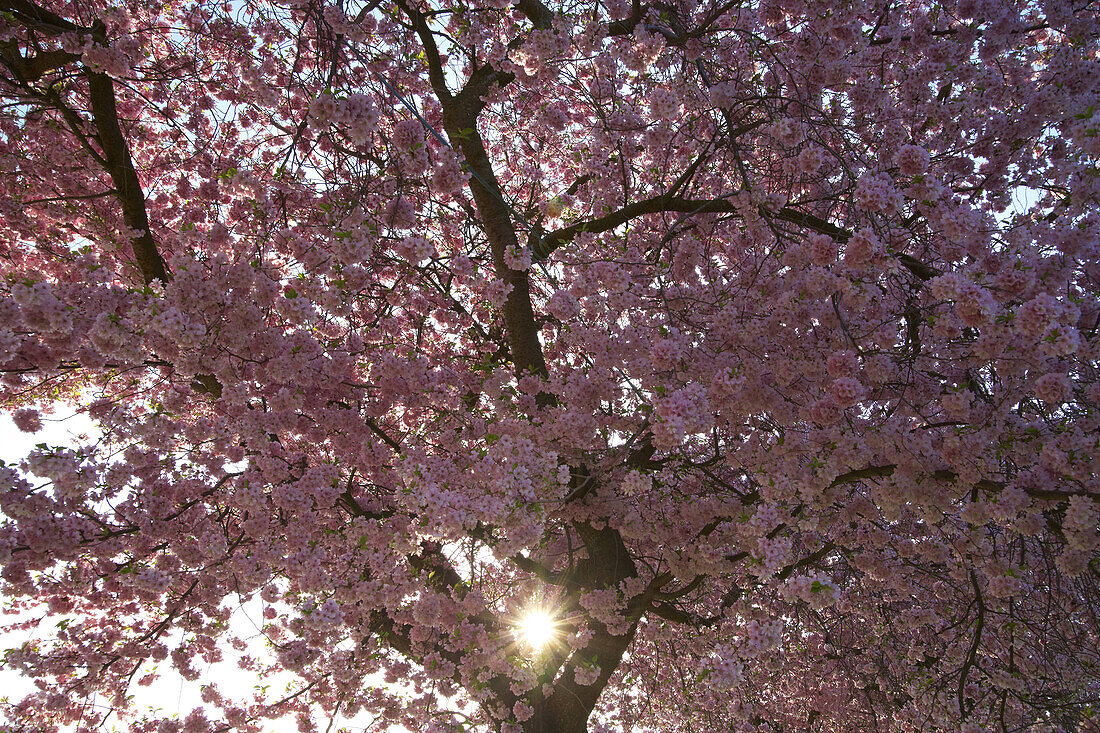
[515,608,557,650]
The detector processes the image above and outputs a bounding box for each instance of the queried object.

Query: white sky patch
[1006,185,1043,219]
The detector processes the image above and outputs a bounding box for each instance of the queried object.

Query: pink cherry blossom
[0,1,1097,731]
[11,408,41,433]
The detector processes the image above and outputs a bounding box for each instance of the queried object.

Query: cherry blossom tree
[0,0,1098,730]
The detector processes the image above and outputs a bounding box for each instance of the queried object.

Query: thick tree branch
[539,618,640,733]
[534,194,858,260]
[368,609,519,713]
[959,570,985,720]
[396,0,546,380]
[396,0,451,103]
[512,0,555,30]
[0,0,169,285]
[606,4,652,38]
[0,43,80,82]
[828,464,1089,502]
[535,193,945,281]
[85,67,169,285]
[0,0,85,34]
[510,553,574,586]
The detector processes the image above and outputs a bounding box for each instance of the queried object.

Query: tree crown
[0,0,1098,730]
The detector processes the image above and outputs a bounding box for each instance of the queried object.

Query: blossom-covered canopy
[0,0,1098,730]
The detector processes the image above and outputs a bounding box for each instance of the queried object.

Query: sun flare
[515,608,557,650]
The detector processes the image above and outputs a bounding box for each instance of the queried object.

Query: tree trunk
[523,701,591,733]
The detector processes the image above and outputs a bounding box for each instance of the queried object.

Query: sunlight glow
[515,608,557,650]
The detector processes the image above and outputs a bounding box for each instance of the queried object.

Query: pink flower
[993,266,1033,296]
[485,278,514,307]
[842,227,882,269]
[392,118,424,149]
[649,338,683,369]
[855,172,901,214]
[309,93,338,126]
[12,409,42,433]
[540,106,569,130]
[653,383,712,447]
[829,377,866,407]
[395,235,436,264]
[649,88,679,121]
[1015,293,1062,337]
[431,152,468,196]
[383,196,416,229]
[337,93,379,145]
[513,701,534,722]
[942,391,972,421]
[987,574,1025,598]
[1033,372,1071,403]
[825,350,858,378]
[895,144,930,175]
[798,146,827,173]
[504,244,531,271]
[706,653,744,690]
[313,598,344,626]
[1039,325,1080,357]
[808,234,837,266]
[810,396,842,424]
[573,664,601,686]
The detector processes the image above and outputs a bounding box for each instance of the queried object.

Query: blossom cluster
[309,92,380,145]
